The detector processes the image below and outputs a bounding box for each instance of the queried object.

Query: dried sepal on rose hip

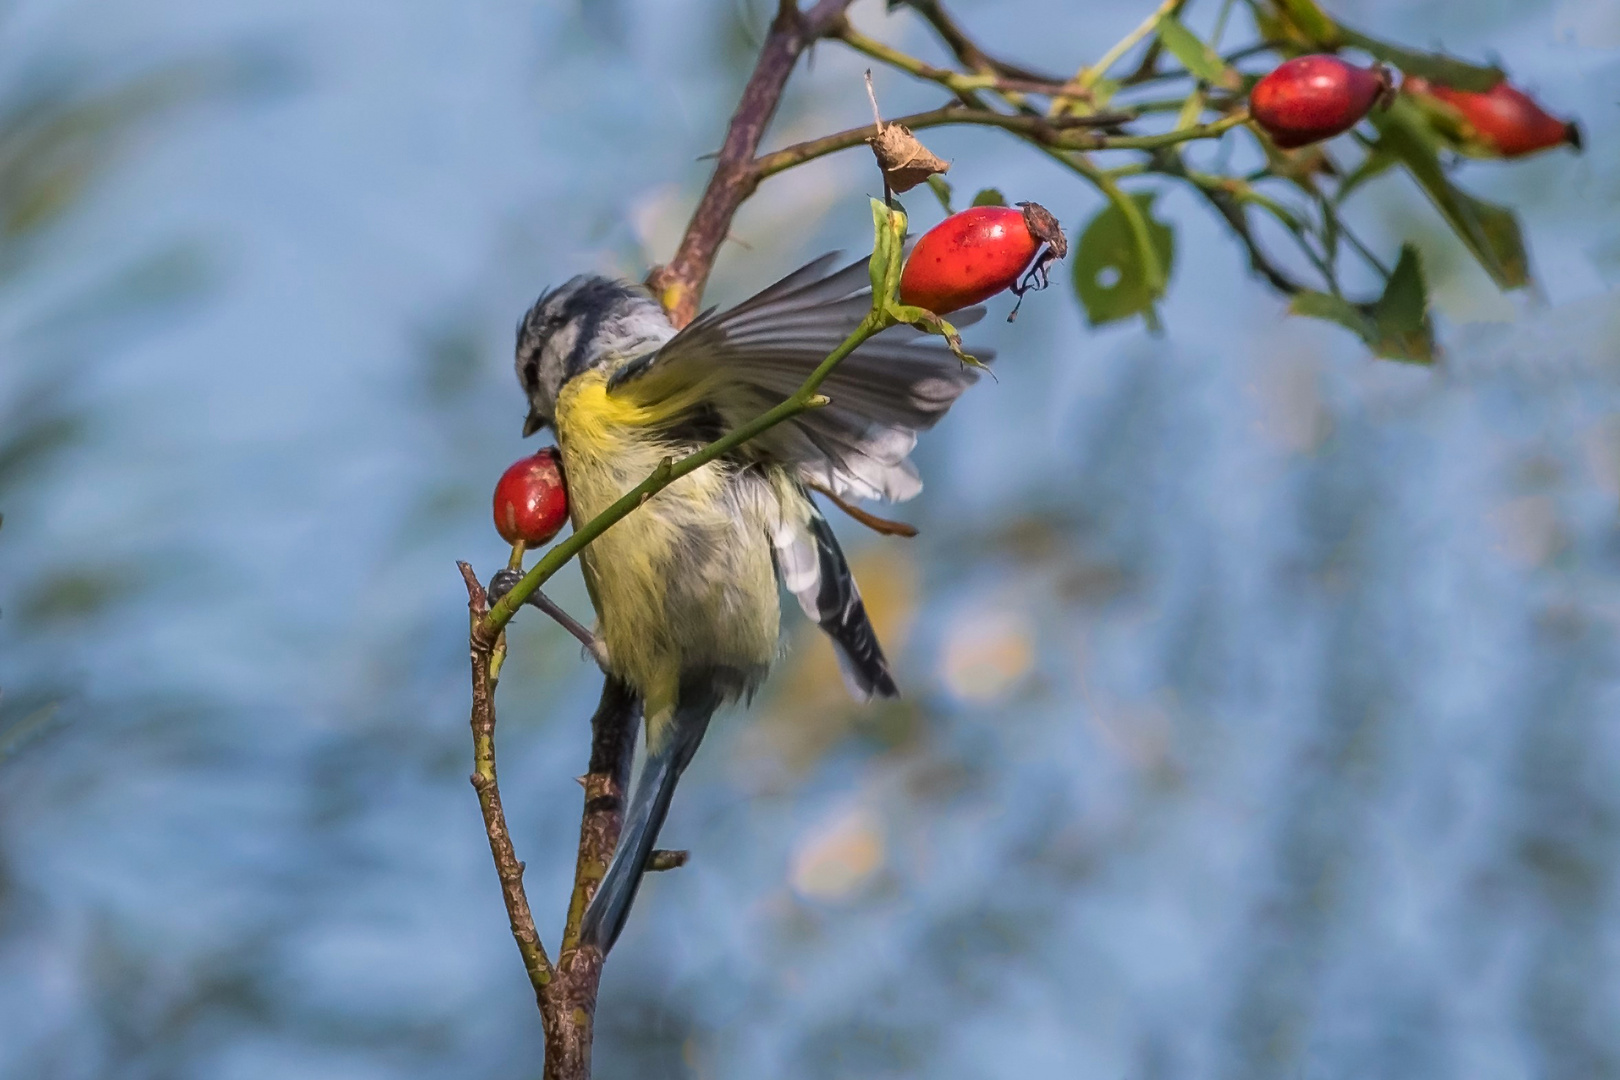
[1403,75,1580,158]
[493,447,569,547]
[899,200,1067,320]
[863,70,948,196]
[1249,55,1394,150]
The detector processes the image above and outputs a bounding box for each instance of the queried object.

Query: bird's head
[514,275,670,436]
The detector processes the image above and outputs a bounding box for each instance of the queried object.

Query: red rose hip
[1250,55,1393,149]
[899,203,1064,316]
[493,447,569,547]
[1403,76,1579,158]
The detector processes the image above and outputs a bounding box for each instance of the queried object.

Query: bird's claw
[485,568,610,671]
[486,568,523,607]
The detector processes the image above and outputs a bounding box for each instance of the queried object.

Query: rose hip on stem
[1404,75,1580,158]
[1249,55,1394,150]
[899,201,1067,316]
[493,447,569,547]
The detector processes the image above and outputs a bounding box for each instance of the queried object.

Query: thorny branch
[647,0,862,329]
[459,563,553,999]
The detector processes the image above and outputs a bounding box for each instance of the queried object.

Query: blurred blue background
[2,0,1618,1077]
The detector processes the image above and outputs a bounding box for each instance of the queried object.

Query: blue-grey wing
[610,253,993,503]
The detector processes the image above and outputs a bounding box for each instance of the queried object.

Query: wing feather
[611,253,993,503]
[770,490,899,701]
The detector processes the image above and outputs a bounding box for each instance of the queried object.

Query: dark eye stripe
[564,304,606,379]
[516,276,641,392]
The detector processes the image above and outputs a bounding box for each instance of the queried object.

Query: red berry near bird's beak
[1402,75,1580,158]
[899,202,1066,316]
[493,447,569,547]
[1249,55,1394,150]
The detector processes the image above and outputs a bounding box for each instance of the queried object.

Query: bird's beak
[522,406,545,438]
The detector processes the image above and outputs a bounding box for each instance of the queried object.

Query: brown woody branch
[459,562,553,1001]
[646,0,862,328]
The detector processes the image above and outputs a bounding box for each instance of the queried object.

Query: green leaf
[1291,290,1375,340]
[970,187,1006,207]
[869,197,908,302]
[1336,26,1502,91]
[1157,17,1236,87]
[1369,244,1434,362]
[1072,192,1176,329]
[1289,244,1434,363]
[1271,0,1337,43]
[889,304,985,368]
[926,175,955,215]
[1367,101,1529,289]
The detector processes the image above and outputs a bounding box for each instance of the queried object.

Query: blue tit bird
[513,253,991,954]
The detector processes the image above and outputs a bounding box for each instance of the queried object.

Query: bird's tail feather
[578,692,716,954]
[774,492,899,701]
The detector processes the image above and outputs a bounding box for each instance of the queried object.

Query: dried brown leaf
[868,124,949,192]
[863,69,948,194]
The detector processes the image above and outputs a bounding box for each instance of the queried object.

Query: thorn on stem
[646,850,689,872]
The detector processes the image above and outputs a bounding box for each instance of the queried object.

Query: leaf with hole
[1072,192,1175,329]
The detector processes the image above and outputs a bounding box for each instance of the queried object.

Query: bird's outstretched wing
[609,254,994,503]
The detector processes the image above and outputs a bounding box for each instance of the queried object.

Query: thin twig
[810,481,919,537]
[459,562,554,1000]
[1153,152,1309,294]
[754,107,1245,180]
[897,0,1069,85]
[1077,0,1187,91]
[839,23,1081,105]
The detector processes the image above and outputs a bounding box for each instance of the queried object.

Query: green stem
[1210,0,1238,49]
[754,107,1242,182]
[1058,151,1167,291]
[838,24,1001,100]
[1078,0,1189,90]
[1101,109,1246,149]
[479,317,881,639]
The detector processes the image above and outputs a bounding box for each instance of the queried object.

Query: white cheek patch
[547,324,579,373]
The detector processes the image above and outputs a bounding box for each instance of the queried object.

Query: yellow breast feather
[553,369,780,701]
